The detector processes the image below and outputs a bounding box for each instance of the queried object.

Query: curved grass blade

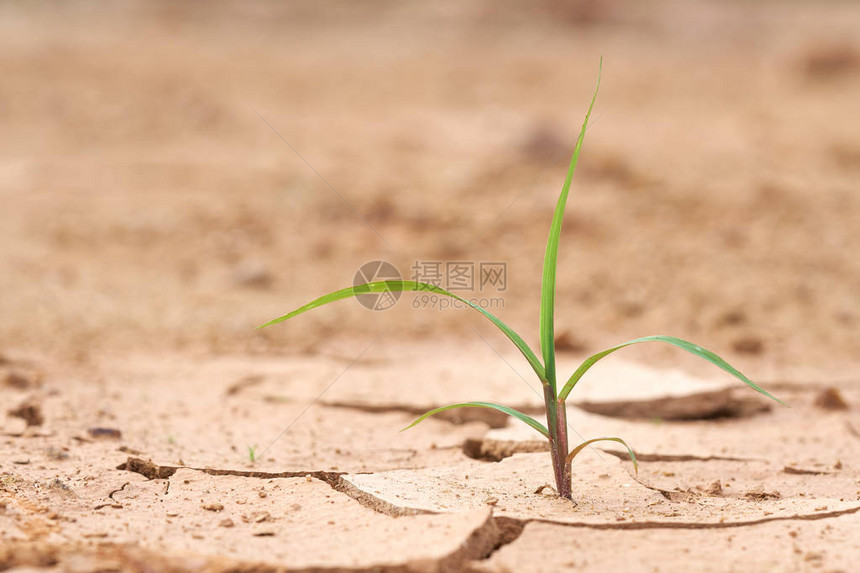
[540,57,602,391]
[402,402,549,438]
[259,280,546,382]
[566,436,638,475]
[557,335,787,405]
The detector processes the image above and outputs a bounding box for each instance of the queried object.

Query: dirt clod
[519,123,567,162]
[463,438,547,462]
[244,511,271,523]
[803,42,860,78]
[47,478,74,497]
[202,503,224,512]
[533,484,557,496]
[1,358,43,390]
[813,388,849,411]
[784,466,831,476]
[8,401,44,427]
[745,488,782,501]
[731,336,764,355]
[225,374,265,396]
[3,370,41,390]
[554,331,588,353]
[117,458,178,480]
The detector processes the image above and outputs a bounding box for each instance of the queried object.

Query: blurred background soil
[1,0,858,380]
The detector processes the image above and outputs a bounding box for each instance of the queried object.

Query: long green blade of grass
[402,401,550,438]
[259,280,546,383]
[566,436,638,474]
[557,335,787,405]
[540,58,602,392]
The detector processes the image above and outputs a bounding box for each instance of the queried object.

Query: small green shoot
[259,58,785,499]
[248,445,257,464]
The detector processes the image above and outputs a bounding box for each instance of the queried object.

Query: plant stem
[544,387,572,499]
[554,398,571,499]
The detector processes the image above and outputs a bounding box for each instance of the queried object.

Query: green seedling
[248,445,257,463]
[259,59,785,499]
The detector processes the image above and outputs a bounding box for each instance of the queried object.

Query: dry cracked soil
[1,348,859,572]
[2,1,860,572]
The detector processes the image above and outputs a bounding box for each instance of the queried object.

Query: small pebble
[88,427,122,440]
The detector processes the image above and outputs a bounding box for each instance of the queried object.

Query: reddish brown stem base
[545,387,572,499]
[551,399,571,499]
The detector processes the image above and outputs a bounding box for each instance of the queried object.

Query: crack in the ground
[9,493,855,573]
[461,438,763,464]
[458,503,860,566]
[783,465,833,476]
[118,457,860,534]
[116,457,433,518]
[467,516,527,566]
[91,502,122,511]
[335,478,860,533]
[575,389,771,421]
[117,457,342,481]
[107,482,129,501]
[630,476,695,502]
[317,400,529,429]
[478,502,860,555]
[104,455,860,571]
[601,449,763,463]
[525,503,860,530]
[462,438,548,462]
[764,378,860,391]
[225,374,265,396]
[93,482,131,510]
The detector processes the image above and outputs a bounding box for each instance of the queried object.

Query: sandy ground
[1,1,859,571]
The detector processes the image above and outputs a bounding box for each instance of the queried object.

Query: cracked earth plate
[473,514,860,573]
[477,401,858,467]
[342,451,860,527]
[123,344,754,422]
[2,467,499,571]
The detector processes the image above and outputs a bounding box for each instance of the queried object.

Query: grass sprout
[259,58,785,499]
